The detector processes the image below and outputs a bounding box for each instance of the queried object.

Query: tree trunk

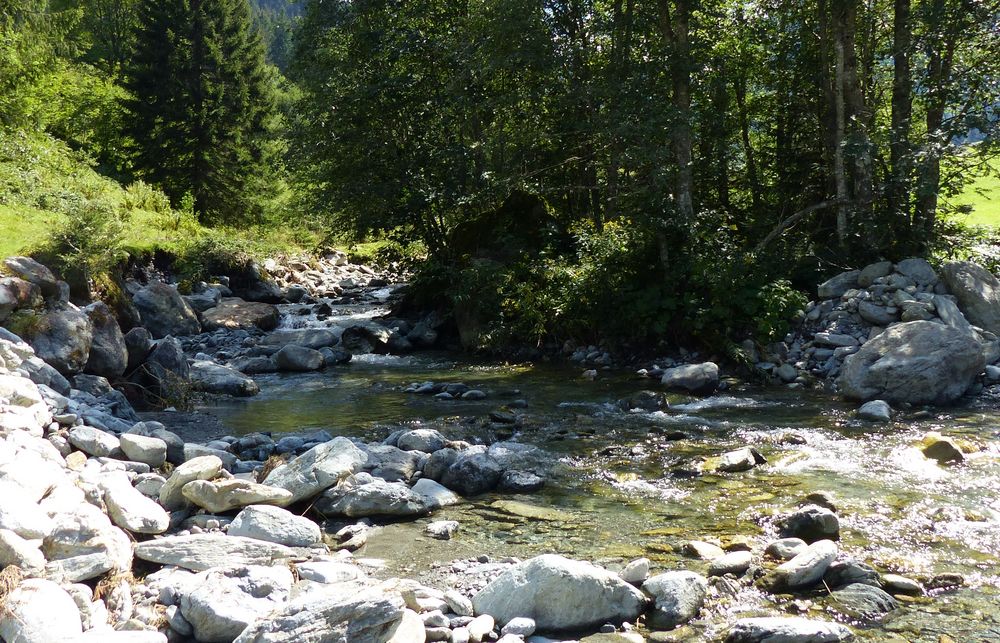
[889,0,912,246]
[734,66,762,212]
[833,27,849,247]
[657,0,694,226]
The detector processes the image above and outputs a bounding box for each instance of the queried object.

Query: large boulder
[940,261,1000,335]
[83,301,128,378]
[471,554,648,631]
[0,276,42,322]
[274,344,324,371]
[180,565,294,643]
[817,270,860,299]
[315,476,433,517]
[190,361,259,397]
[837,320,985,405]
[201,298,280,332]
[263,437,368,503]
[228,505,322,547]
[133,282,201,339]
[642,571,708,630]
[660,362,719,394]
[25,306,93,375]
[3,256,60,298]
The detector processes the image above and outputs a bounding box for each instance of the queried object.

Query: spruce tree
[124,0,277,224]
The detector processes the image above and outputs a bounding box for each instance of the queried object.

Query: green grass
[949,156,1000,227]
[0,204,63,258]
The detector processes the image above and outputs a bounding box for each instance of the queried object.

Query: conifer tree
[124,0,277,223]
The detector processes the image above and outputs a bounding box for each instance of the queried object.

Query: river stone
[180,565,294,643]
[128,421,185,464]
[68,425,121,458]
[159,455,224,510]
[933,295,974,335]
[295,560,366,584]
[642,570,708,630]
[119,433,167,467]
[817,270,860,299]
[228,505,321,546]
[0,528,45,570]
[828,583,898,621]
[396,428,447,453]
[858,261,893,288]
[316,476,432,517]
[190,361,260,397]
[263,437,367,503]
[201,298,280,332]
[182,478,293,513]
[881,574,922,595]
[683,540,724,560]
[838,320,985,405]
[440,450,503,496]
[858,301,896,326]
[660,362,719,394]
[708,550,752,577]
[135,534,295,571]
[260,328,339,350]
[133,282,201,338]
[232,584,406,643]
[365,444,423,482]
[472,554,648,630]
[142,336,191,403]
[823,559,879,588]
[274,344,324,371]
[620,558,650,584]
[0,494,54,539]
[940,261,1000,335]
[3,256,59,297]
[778,505,839,543]
[725,617,853,642]
[426,520,459,540]
[0,578,83,643]
[27,306,94,375]
[101,472,170,534]
[920,433,964,464]
[717,447,765,473]
[412,478,461,509]
[82,301,128,378]
[856,400,891,423]
[769,539,839,590]
[765,538,807,560]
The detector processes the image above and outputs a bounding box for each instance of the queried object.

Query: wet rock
[190,361,260,397]
[232,585,406,643]
[274,344,324,371]
[461,389,487,400]
[881,574,922,595]
[316,476,432,517]
[133,282,201,339]
[660,362,719,394]
[823,559,879,588]
[708,550,752,577]
[263,437,368,503]
[642,570,708,630]
[341,323,395,354]
[828,583,898,620]
[778,504,840,543]
[180,565,294,642]
[473,554,648,631]
[725,617,853,642]
[765,538,807,561]
[83,301,128,378]
[0,577,83,642]
[921,432,964,464]
[498,470,545,493]
[426,520,459,540]
[260,328,339,350]
[717,447,766,473]
[26,305,93,375]
[767,539,839,590]
[856,400,891,423]
[229,504,321,547]
[201,298,280,332]
[181,478,293,513]
[838,320,984,405]
[134,534,295,572]
[620,390,668,412]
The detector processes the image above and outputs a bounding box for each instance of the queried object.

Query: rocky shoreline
[0,252,993,642]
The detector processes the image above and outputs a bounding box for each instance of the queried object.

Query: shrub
[39,199,129,286]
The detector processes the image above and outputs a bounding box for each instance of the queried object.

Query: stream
[194,289,1000,642]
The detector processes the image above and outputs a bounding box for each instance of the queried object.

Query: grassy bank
[950,156,1000,227]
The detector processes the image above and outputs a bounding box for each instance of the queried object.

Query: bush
[174,232,258,284]
[39,199,129,286]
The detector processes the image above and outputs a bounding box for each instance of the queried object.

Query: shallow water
[196,350,1000,641]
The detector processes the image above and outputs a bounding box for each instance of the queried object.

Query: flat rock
[201,298,280,332]
[472,554,648,631]
[708,550,752,577]
[190,361,260,397]
[134,534,296,571]
[316,477,432,517]
[180,565,294,642]
[159,455,224,510]
[725,617,853,642]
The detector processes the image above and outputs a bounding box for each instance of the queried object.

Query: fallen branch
[754,199,847,254]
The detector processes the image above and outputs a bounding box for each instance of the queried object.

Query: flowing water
[195,295,1000,642]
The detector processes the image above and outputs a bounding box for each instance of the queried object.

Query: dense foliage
[293,0,1000,350]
